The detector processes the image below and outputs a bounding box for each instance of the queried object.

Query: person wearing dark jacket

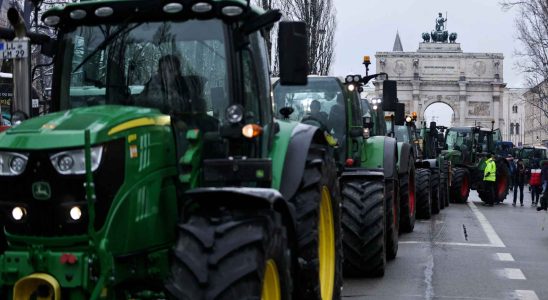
[513,159,526,206]
[538,161,548,211]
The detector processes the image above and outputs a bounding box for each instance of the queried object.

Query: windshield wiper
[72,22,142,73]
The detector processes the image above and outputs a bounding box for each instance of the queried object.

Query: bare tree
[501,0,548,134]
[281,0,336,75]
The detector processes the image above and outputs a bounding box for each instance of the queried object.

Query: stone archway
[423,102,455,127]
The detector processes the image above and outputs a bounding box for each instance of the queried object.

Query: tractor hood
[0,105,169,150]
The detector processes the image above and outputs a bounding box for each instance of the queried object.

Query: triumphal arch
[374,13,506,127]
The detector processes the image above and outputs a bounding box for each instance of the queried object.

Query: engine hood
[0,105,169,150]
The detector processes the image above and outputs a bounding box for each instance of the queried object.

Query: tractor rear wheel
[430,169,441,214]
[416,168,432,219]
[495,160,510,203]
[290,145,343,300]
[399,164,416,233]
[165,209,292,300]
[385,179,399,260]
[450,167,470,203]
[342,180,386,277]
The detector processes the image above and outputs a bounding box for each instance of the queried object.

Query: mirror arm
[362,72,389,85]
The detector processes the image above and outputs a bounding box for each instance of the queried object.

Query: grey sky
[331,0,523,88]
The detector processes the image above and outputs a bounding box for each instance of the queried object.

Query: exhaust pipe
[7,7,31,123]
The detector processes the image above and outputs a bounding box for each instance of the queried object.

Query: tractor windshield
[273,77,346,140]
[58,19,229,120]
[445,129,473,151]
[394,125,410,143]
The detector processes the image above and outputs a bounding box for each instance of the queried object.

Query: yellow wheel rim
[261,259,281,300]
[318,186,335,300]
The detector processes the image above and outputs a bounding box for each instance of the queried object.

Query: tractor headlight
[0,152,29,176]
[69,206,82,221]
[11,206,26,221]
[49,146,103,175]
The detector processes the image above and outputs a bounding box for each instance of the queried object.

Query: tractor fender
[419,159,437,169]
[399,142,413,175]
[279,123,324,200]
[384,137,398,180]
[185,187,298,249]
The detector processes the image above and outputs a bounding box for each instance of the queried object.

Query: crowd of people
[505,155,548,210]
[481,154,548,209]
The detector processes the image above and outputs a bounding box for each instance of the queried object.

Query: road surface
[343,189,548,300]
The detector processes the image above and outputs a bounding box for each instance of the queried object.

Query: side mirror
[394,103,405,126]
[429,121,437,136]
[278,22,308,85]
[382,80,398,111]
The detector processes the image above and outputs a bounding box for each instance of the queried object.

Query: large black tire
[399,165,416,233]
[450,167,470,203]
[430,169,441,214]
[342,180,386,277]
[165,208,292,300]
[495,160,510,203]
[441,161,450,208]
[415,169,432,219]
[289,144,343,300]
[385,178,399,260]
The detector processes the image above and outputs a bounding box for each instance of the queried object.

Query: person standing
[529,167,542,206]
[541,161,548,193]
[483,154,497,206]
[512,159,526,206]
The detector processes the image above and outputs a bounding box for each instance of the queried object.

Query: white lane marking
[496,253,515,262]
[399,241,504,248]
[424,246,434,300]
[468,201,506,247]
[499,268,526,280]
[514,290,539,300]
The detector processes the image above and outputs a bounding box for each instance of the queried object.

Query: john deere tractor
[273,76,401,277]
[0,1,343,299]
[442,124,510,203]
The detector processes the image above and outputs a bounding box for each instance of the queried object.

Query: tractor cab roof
[42,0,266,29]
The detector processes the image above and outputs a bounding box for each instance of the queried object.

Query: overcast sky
[331,0,523,88]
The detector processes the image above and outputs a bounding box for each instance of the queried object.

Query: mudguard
[185,187,297,245]
[398,142,413,175]
[383,137,398,180]
[279,123,323,200]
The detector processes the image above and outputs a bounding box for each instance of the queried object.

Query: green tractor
[388,116,451,221]
[272,75,401,277]
[442,124,511,203]
[417,121,451,213]
[0,1,344,299]
[351,57,417,234]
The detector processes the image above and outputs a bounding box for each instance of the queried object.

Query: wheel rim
[409,172,416,217]
[318,186,335,300]
[461,175,469,198]
[497,175,507,199]
[261,259,281,300]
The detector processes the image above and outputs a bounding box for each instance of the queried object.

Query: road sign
[0,40,28,59]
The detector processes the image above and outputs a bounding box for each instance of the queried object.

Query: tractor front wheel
[430,169,441,214]
[165,209,292,300]
[385,179,399,260]
[450,167,470,203]
[416,168,432,219]
[495,161,510,203]
[399,165,416,233]
[290,145,343,300]
[342,180,386,277]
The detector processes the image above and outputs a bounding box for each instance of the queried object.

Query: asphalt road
[342,188,548,300]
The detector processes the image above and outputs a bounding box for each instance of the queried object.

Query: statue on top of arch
[421,12,458,44]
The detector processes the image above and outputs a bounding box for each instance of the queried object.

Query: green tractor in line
[442,124,511,203]
[352,57,417,234]
[0,1,344,299]
[388,115,450,221]
[272,75,401,277]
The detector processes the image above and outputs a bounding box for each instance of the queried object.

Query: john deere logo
[32,182,51,200]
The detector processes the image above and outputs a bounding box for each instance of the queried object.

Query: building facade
[523,82,548,147]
